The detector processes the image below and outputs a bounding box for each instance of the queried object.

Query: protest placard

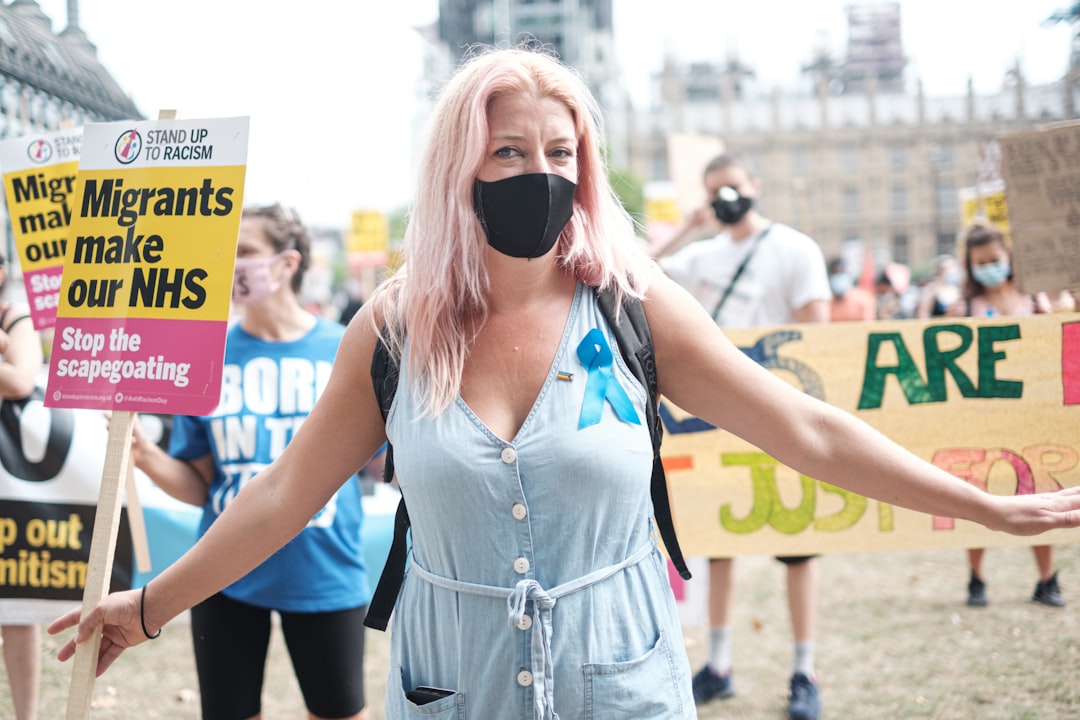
[43,116,248,416]
[0,127,82,329]
[997,120,1080,294]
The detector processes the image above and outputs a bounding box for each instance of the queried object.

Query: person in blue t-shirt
[127,204,371,720]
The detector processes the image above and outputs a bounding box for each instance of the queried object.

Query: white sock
[707,626,732,675]
[793,641,815,678]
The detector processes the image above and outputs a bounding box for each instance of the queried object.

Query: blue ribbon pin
[575,328,641,429]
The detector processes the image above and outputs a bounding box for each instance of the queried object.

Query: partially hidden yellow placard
[0,127,82,329]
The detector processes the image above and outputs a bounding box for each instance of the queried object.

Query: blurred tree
[608,167,645,233]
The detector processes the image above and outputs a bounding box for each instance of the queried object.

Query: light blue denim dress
[383,283,695,720]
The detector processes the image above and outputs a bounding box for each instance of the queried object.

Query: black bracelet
[140,583,161,640]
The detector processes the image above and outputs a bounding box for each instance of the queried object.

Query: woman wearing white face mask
[123,204,373,720]
[948,222,1075,609]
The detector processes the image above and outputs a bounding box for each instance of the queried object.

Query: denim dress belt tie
[408,539,656,720]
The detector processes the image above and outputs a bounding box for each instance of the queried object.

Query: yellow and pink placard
[0,127,82,329]
[663,314,1080,557]
[44,117,248,416]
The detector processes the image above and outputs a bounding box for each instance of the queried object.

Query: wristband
[140,583,161,640]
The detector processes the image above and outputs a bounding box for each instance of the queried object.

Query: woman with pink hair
[51,48,1080,719]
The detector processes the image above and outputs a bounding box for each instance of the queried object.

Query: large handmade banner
[44,117,248,415]
[663,314,1080,557]
[0,127,82,330]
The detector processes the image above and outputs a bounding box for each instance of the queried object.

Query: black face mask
[711,186,754,225]
[473,173,577,259]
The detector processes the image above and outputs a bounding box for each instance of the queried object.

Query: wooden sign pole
[64,108,180,719]
[125,462,151,574]
[64,411,134,719]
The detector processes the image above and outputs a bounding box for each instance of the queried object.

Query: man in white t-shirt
[657,154,830,720]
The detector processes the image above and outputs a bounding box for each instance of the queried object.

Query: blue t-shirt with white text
[170,316,370,612]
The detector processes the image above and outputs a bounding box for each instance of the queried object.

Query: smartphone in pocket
[406,686,455,705]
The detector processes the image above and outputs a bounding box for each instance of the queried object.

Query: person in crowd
[915,253,962,319]
[0,252,45,720]
[948,222,1075,609]
[874,270,900,320]
[337,275,367,327]
[827,256,876,322]
[120,205,371,720]
[49,48,1080,720]
[657,153,830,720]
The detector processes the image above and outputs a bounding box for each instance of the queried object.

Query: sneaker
[691,665,733,704]
[788,672,821,720]
[1032,572,1066,607]
[967,572,988,607]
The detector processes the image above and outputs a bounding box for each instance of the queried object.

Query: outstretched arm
[49,304,390,675]
[644,270,1080,534]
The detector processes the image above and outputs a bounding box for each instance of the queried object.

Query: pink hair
[372,47,653,415]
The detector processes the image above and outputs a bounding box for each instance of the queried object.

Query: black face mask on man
[473,173,577,259]
[711,185,754,226]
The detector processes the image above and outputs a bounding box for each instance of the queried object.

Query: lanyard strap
[711,224,774,323]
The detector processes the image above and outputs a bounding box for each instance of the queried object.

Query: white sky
[34,0,1077,228]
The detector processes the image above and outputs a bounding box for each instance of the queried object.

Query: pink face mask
[232,253,285,305]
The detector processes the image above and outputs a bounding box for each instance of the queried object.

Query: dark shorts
[191,591,367,720]
[709,556,818,565]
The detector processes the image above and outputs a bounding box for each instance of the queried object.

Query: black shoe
[1032,572,1066,607]
[691,664,733,704]
[967,572,988,607]
[788,672,821,720]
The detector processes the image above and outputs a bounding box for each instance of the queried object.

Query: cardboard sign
[997,121,1080,294]
[44,117,249,415]
[663,314,1080,557]
[0,127,83,329]
[667,132,725,217]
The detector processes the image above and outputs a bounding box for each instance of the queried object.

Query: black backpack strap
[364,331,409,631]
[594,285,691,581]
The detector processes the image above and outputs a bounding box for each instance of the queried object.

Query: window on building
[890,145,906,172]
[792,185,812,226]
[936,231,955,256]
[793,150,811,176]
[840,146,858,173]
[935,180,958,219]
[843,186,860,218]
[890,184,907,217]
[935,143,956,169]
[892,233,909,265]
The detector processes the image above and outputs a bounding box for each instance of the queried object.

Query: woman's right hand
[47,588,154,677]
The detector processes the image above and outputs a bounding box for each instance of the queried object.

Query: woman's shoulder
[0,301,33,331]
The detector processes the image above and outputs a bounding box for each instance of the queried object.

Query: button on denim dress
[383,283,695,719]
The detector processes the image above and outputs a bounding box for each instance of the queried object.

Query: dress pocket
[582,629,687,719]
[387,668,466,719]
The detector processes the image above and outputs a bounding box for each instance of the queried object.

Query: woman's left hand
[985,486,1080,535]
